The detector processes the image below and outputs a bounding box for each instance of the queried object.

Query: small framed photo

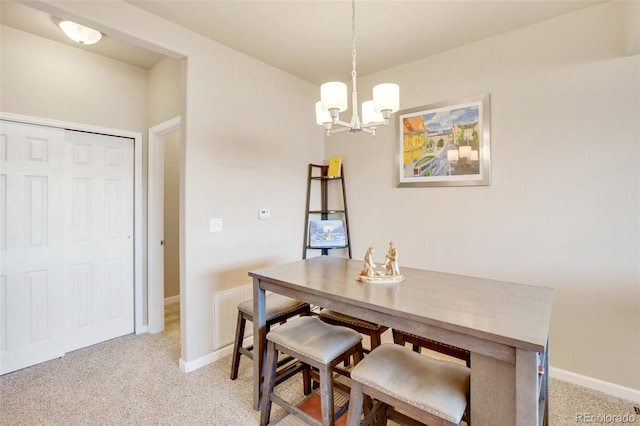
[308,220,346,248]
[396,94,491,187]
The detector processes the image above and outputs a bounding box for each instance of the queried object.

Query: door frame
[147,116,181,334]
[0,112,145,333]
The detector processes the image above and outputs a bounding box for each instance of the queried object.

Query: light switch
[210,218,223,232]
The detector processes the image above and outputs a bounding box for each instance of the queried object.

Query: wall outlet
[210,218,223,232]
[258,209,271,219]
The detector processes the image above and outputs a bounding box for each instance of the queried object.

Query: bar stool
[229,293,310,381]
[318,309,388,353]
[392,329,471,367]
[346,344,470,426]
[260,316,365,426]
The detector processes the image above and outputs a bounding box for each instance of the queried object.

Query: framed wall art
[308,219,346,248]
[396,94,491,187]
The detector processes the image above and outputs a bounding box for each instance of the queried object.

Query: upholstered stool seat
[261,316,365,426]
[346,343,470,426]
[319,309,388,353]
[229,293,310,381]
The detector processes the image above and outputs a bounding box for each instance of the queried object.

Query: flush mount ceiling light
[315,0,399,136]
[55,18,102,45]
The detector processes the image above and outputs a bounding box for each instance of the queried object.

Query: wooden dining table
[249,256,554,425]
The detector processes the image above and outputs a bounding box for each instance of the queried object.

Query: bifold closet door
[0,121,134,374]
[0,120,66,374]
[64,130,134,352]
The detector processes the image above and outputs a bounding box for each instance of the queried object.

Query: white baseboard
[179,336,252,373]
[550,366,640,403]
[164,295,180,305]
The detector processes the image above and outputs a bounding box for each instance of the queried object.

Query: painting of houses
[397,95,490,187]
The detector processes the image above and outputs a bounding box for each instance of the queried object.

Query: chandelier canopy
[315,0,399,136]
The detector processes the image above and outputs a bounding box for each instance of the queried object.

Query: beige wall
[326,1,639,390]
[0,25,148,132]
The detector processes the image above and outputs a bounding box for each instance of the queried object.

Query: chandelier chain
[351,0,357,79]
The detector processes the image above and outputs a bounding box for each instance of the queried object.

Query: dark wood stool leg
[319,364,335,425]
[346,381,364,425]
[230,311,246,380]
[303,365,312,396]
[370,331,382,350]
[259,340,278,426]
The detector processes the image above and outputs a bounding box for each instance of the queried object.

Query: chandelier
[315,0,399,136]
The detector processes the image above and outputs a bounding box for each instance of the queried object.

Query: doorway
[147,116,181,334]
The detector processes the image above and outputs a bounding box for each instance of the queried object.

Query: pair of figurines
[356,241,405,283]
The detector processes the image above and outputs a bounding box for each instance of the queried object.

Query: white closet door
[0,120,66,374]
[64,130,134,352]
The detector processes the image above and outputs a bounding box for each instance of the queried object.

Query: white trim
[147,116,181,334]
[164,295,180,305]
[0,112,145,335]
[550,366,640,403]
[178,336,252,373]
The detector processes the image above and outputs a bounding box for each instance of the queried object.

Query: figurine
[383,241,400,276]
[356,243,404,284]
[361,246,377,277]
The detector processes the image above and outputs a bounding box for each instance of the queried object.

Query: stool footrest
[274,361,307,387]
[270,394,319,426]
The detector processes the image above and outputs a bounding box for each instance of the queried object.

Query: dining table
[249,256,554,426]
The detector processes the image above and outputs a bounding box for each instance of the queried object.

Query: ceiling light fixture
[315,0,399,136]
[56,19,102,45]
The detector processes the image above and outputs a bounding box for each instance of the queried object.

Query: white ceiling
[2,0,604,84]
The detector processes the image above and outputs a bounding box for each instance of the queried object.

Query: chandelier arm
[328,127,352,135]
[332,119,353,129]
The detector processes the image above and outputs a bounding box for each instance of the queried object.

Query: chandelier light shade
[373,83,400,115]
[56,19,102,45]
[320,82,348,113]
[361,100,383,125]
[315,0,399,136]
[315,101,332,125]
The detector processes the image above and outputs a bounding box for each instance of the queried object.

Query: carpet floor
[0,303,637,425]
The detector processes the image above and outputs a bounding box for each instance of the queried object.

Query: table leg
[470,350,541,426]
[516,348,540,425]
[252,277,267,410]
[470,352,515,425]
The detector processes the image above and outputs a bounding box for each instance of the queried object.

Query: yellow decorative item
[327,156,342,177]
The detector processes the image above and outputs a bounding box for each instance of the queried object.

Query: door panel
[0,120,66,374]
[64,130,134,352]
[0,121,135,374]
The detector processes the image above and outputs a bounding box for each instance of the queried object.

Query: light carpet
[0,303,637,425]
